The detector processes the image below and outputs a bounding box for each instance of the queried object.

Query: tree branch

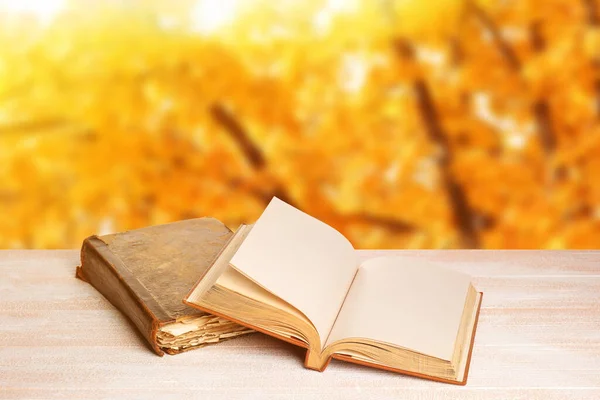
[441,171,479,247]
[210,103,297,207]
[394,39,480,248]
[0,118,70,135]
[212,102,417,234]
[592,77,600,120]
[528,23,557,157]
[532,100,557,156]
[238,183,416,234]
[469,2,521,71]
[584,0,600,25]
[344,212,417,233]
[469,5,558,157]
[529,21,546,52]
[210,104,267,170]
[582,0,600,119]
[412,80,451,152]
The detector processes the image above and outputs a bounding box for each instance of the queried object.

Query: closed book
[76,217,253,355]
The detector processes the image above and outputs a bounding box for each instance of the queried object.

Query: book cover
[76,217,253,355]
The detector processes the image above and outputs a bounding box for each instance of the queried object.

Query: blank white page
[230,197,358,346]
[326,256,471,360]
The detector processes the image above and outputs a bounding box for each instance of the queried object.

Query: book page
[230,197,358,346]
[325,256,472,361]
[217,264,308,323]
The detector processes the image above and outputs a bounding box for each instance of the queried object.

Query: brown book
[185,198,482,384]
[76,218,253,355]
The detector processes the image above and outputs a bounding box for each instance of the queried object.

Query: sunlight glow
[473,92,533,150]
[0,0,65,25]
[190,0,241,36]
[313,0,359,35]
[339,53,369,94]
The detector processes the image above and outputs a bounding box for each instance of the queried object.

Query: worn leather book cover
[75,218,253,355]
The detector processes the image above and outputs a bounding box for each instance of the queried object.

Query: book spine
[76,236,166,356]
[304,349,330,371]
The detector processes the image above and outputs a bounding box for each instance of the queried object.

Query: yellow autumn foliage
[0,0,599,249]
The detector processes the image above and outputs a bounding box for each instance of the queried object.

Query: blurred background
[1,0,599,249]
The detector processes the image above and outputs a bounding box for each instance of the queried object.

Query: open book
[184,198,482,384]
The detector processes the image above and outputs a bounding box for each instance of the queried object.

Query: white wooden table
[1,250,599,399]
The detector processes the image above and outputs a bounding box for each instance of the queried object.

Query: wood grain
[1,250,599,399]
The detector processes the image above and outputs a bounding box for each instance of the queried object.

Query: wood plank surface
[1,250,599,399]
